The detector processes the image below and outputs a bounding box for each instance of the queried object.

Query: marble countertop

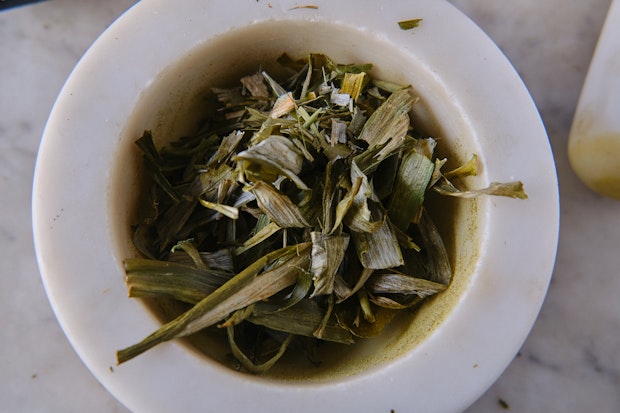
[2,0,619,411]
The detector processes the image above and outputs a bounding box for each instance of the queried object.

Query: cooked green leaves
[117,53,527,372]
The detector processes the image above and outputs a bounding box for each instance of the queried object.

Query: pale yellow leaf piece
[199,199,240,220]
[434,180,528,199]
[270,92,297,118]
[443,154,479,180]
[340,72,367,102]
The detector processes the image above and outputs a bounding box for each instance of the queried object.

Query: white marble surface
[1,0,619,412]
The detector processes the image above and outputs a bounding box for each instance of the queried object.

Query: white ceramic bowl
[32,1,559,412]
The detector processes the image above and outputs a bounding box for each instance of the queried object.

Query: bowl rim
[32,1,559,412]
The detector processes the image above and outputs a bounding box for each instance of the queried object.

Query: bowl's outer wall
[32,1,559,412]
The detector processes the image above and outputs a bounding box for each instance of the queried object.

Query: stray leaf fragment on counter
[398,18,423,30]
[289,5,319,10]
[117,52,527,373]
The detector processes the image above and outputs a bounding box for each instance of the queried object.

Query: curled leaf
[443,154,479,180]
[227,326,294,374]
[249,181,310,228]
[310,232,350,297]
[199,199,240,220]
[358,89,414,153]
[351,219,404,270]
[434,179,528,199]
[235,135,308,189]
[270,92,297,118]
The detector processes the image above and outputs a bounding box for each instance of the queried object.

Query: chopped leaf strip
[180,244,311,335]
[198,199,240,220]
[418,208,452,285]
[264,269,313,312]
[330,175,363,236]
[218,304,255,328]
[167,248,235,273]
[124,258,232,304]
[135,131,180,202]
[250,181,310,228]
[351,219,404,270]
[207,130,245,167]
[261,70,287,96]
[240,73,270,98]
[372,79,410,93]
[344,160,385,233]
[313,293,335,339]
[369,293,424,309]
[340,72,367,102]
[366,272,448,297]
[357,289,375,323]
[398,18,423,30]
[250,300,354,344]
[387,150,435,228]
[358,89,414,152]
[236,135,303,174]
[170,239,207,270]
[234,221,281,255]
[336,267,374,303]
[310,232,350,296]
[321,157,346,234]
[430,158,448,187]
[189,163,237,198]
[330,118,348,145]
[270,92,297,118]
[434,179,528,199]
[155,199,198,253]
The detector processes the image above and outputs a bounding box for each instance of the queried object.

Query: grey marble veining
[1,1,619,412]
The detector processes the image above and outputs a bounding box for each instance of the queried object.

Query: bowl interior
[109,19,485,381]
